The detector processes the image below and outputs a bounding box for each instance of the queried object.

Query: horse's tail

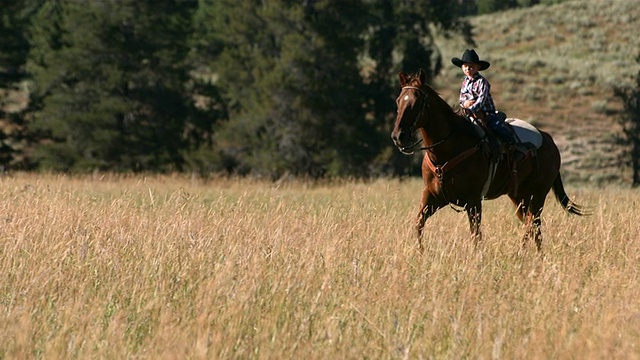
[552,173,590,216]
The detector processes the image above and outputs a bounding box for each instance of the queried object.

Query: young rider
[452,49,525,152]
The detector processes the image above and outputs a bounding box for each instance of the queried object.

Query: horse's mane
[404,71,478,139]
[408,75,464,117]
[405,73,463,119]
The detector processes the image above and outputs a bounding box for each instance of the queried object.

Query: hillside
[432,0,640,186]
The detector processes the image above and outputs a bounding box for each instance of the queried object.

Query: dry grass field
[1,174,638,359]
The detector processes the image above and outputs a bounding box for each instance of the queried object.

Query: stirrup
[510,143,527,154]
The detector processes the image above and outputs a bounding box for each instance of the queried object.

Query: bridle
[399,86,427,134]
[397,86,454,154]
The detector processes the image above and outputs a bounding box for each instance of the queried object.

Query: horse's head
[391,69,429,155]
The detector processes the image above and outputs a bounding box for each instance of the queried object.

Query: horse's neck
[414,86,477,153]
[421,106,474,157]
[420,106,454,144]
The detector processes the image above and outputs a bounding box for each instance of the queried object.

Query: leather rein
[400,86,480,180]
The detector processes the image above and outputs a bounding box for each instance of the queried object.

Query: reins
[421,129,455,151]
[400,129,455,153]
[399,85,481,179]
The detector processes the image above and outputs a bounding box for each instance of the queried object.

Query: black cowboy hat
[451,49,490,70]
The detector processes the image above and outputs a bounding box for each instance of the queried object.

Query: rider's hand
[463,99,476,108]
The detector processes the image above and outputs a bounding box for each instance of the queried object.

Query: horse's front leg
[416,188,441,252]
[465,202,483,245]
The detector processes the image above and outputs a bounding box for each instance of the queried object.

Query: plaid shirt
[459,73,495,113]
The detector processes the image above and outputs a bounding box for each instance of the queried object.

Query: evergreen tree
[0,0,44,168]
[196,0,374,178]
[27,0,198,171]
[192,0,474,178]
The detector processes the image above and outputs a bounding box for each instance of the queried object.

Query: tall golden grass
[1,174,638,359]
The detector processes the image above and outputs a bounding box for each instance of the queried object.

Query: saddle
[466,111,543,198]
[467,110,542,159]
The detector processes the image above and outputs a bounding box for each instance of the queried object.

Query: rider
[452,49,525,152]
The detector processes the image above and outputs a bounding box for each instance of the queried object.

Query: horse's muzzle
[391,131,414,154]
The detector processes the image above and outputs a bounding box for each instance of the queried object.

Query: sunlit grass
[0,173,638,358]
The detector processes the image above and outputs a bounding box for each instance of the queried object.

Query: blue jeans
[485,113,519,145]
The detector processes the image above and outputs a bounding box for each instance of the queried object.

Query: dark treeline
[0,0,561,177]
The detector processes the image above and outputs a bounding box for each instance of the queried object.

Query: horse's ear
[417,69,426,85]
[398,72,408,87]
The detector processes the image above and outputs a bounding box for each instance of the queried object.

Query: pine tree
[0,0,44,168]
[196,0,374,178]
[27,0,198,171]
[193,0,473,178]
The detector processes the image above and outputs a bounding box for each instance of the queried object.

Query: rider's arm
[467,78,489,113]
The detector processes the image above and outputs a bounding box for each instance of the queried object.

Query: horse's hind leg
[513,197,544,251]
[466,202,482,246]
[528,215,543,251]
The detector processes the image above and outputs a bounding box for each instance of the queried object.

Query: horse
[390,69,589,252]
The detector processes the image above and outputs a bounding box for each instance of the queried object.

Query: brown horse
[391,69,589,252]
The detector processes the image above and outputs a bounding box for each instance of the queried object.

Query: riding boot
[490,120,527,153]
[501,127,527,153]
